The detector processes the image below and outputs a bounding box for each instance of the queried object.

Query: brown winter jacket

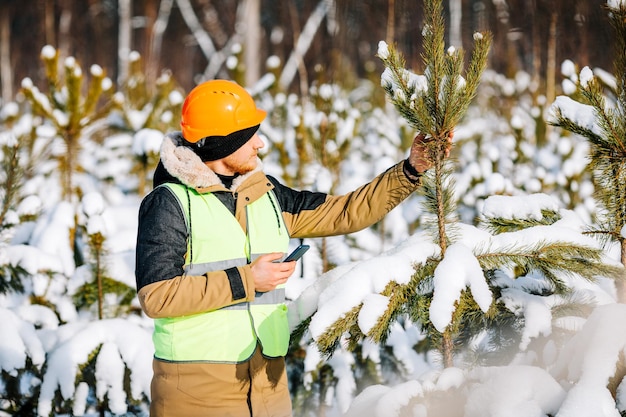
[135,132,422,320]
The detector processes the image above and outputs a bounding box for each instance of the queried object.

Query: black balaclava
[183,124,260,162]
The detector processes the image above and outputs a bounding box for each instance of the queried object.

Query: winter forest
[3,0,626,416]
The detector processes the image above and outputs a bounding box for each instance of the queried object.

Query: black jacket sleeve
[135,186,187,291]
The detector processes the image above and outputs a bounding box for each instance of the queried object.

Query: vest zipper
[244,204,252,264]
[243,203,260,349]
[268,190,283,235]
[185,187,193,273]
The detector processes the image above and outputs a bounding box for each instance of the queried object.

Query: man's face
[220,133,265,175]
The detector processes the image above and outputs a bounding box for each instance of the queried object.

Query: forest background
[0,0,616,101]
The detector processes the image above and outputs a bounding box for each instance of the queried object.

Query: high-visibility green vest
[153,183,290,363]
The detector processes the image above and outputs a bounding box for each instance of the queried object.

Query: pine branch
[0,263,27,295]
[549,107,605,146]
[481,209,562,234]
[40,46,60,106]
[421,0,446,131]
[290,316,312,347]
[464,32,493,107]
[476,241,625,291]
[0,142,23,227]
[83,66,107,118]
[579,80,626,155]
[583,226,620,246]
[550,291,596,319]
[313,259,441,355]
[65,57,83,137]
[315,304,361,358]
[394,259,440,340]
[366,281,411,344]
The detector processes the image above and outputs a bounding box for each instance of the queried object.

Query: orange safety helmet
[180,79,267,143]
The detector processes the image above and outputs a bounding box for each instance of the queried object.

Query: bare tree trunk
[0,4,11,102]
[279,0,334,91]
[58,0,73,62]
[118,0,133,86]
[177,0,230,81]
[177,0,217,58]
[473,0,487,32]
[472,0,489,66]
[433,134,450,254]
[96,247,103,320]
[286,1,309,96]
[545,10,557,107]
[530,0,541,88]
[542,8,557,148]
[44,0,55,46]
[449,0,462,49]
[442,330,454,368]
[243,0,261,86]
[576,1,590,66]
[386,0,395,44]
[147,0,174,85]
[142,0,159,85]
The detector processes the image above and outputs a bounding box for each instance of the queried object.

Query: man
[135,79,451,417]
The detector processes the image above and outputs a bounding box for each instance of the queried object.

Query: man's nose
[253,133,265,149]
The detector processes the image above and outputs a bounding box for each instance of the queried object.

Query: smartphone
[282,244,310,262]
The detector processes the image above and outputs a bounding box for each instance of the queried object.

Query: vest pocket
[253,304,290,357]
[155,310,257,362]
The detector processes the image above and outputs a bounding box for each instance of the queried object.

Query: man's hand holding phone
[251,245,309,292]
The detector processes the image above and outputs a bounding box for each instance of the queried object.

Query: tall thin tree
[548,1,626,301]
[377,0,491,368]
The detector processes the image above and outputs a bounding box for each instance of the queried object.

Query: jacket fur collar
[159,132,263,191]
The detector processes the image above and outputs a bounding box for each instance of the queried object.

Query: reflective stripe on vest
[153,183,290,363]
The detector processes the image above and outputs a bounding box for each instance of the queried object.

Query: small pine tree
[0,103,35,295]
[309,0,624,374]
[20,45,117,202]
[376,0,492,367]
[72,192,138,319]
[548,2,626,300]
[118,51,183,134]
[98,51,183,196]
[71,228,136,320]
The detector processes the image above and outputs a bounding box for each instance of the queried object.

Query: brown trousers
[150,345,293,417]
